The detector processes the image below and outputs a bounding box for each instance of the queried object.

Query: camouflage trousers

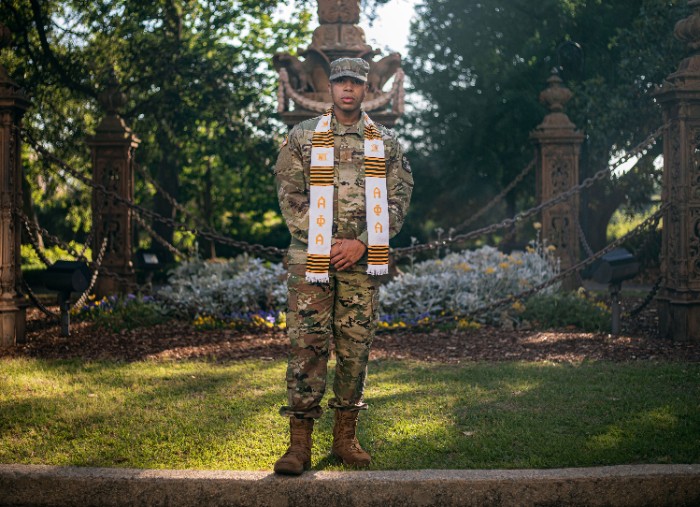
[280,263,380,419]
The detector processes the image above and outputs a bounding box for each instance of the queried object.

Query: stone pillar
[530,69,584,289]
[274,0,404,128]
[0,24,29,347]
[655,0,700,341]
[87,74,139,297]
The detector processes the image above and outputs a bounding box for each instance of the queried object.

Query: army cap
[329,58,370,82]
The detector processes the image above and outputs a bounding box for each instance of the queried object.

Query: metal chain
[77,229,94,260]
[72,236,108,311]
[414,204,668,328]
[472,204,663,320]
[20,212,87,263]
[134,162,206,231]
[626,275,663,318]
[575,216,595,258]
[19,211,113,312]
[393,126,664,258]
[453,158,536,233]
[616,208,664,319]
[132,210,190,260]
[23,219,54,267]
[18,123,663,264]
[21,128,286,260]
[19,210,146,296]
[20,278,60,321]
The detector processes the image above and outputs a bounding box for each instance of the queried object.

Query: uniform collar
[331,111,365,137]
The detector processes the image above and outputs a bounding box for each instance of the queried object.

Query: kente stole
[306,108,390,283]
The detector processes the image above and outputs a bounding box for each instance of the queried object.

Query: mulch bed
[3,297,700,363]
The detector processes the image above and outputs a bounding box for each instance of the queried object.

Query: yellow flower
[484,267,496,275]
[456,262,472,272]
[457,319,482,330]
[546,245,557,252]
[513,259,524,266]
[499,262,510,269]
[533,222,542,230]
[511,300,526,313]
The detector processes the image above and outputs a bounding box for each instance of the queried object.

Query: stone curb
[1,464,700,507]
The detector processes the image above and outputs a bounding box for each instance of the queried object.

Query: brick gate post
[0,24,29,348]
[655,0,700,341]
[87,74,139,297]
[530,69,584,290]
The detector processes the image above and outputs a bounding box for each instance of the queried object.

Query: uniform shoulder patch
[377,124,397,140]
[402,155,412,173]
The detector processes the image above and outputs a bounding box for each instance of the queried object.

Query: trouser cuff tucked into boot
[332,409,371,467]
[274,416,314,475]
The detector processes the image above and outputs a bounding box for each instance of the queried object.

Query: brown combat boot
[274,417,314,475]
[331,409,371,467]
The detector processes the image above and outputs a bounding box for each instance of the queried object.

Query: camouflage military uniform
[275,113,413,419]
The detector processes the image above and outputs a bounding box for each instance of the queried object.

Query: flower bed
[73,243,567,331]
[380,244,560,327]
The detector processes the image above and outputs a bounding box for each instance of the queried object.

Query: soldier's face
[329,77,367,115]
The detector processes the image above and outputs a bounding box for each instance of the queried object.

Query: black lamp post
[43,261,91,336]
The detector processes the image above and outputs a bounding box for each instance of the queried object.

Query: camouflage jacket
[274,113,414,265]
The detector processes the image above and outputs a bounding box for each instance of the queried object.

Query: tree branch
[27,0,97,99]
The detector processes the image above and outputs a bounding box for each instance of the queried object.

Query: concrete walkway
[1,464,699,507]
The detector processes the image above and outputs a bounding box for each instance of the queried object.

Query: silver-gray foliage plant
[156,244,558,325]
[157,255,287,318]
[380,244,560,323]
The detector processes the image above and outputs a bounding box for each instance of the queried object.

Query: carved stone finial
[539,68,573,113]
[318,0,360,24]
[276,0,403,127]
[674,1,700,51]
[97,68,126,115]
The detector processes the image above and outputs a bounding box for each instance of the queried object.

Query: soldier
[273,57,414,475]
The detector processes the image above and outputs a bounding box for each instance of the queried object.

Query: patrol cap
[329,58,370,82]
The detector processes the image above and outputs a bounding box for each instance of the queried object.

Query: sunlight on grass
[1,358,699,470]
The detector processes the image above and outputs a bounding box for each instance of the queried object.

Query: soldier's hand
[330,239,366,271]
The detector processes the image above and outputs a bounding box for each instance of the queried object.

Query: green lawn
[1,358,698,470]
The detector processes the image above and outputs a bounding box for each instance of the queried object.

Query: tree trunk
[583,184,624,254]
[152,130,179,264]
[21,171,43,250]
[202,157,216,259]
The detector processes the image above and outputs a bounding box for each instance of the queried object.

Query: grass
[1,358,699,470]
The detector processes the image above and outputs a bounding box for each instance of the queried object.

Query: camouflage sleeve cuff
[358,231,369,245]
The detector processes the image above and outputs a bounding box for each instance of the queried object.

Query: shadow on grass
[357,360,700,469]
[0,359,288,469]
[1,358,699,470]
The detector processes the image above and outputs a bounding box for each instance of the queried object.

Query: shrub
[156,255,287,319]
[380,244,560,326]
[520,289,611,332]
[73,294,170,331]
